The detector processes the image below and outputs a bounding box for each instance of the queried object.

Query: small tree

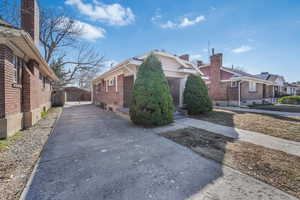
[183,74,212,115]
[130,53,174,126]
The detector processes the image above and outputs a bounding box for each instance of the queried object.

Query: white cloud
[190,54,202,60]
[161,20,177,29]
[159,15,205,29]
[65,0,135,26]
[232,45,253,53]
[151,8,162,23]
[74,20,105,41]
[179,16,205,28]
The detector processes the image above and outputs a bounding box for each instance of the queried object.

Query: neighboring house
[255,72,285,97]
[284,83,298,96]
[0,0,58,138]
[65,87,91,102]
[199,52,275,106]
[92,50,204,111]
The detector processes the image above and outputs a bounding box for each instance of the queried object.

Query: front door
[167,78,180,107]
[123,76,134,108]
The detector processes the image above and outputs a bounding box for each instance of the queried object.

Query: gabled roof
[255,73,285,83]
[92,50,204,83]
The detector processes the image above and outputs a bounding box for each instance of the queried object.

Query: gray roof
[254,73,284,83]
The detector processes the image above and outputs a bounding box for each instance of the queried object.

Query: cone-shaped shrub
[130,53,174,126]
[183,74,212,115]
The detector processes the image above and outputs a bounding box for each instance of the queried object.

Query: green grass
[0,131,22,150]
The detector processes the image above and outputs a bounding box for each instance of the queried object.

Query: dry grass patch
[194,109,300,142]
[249,104,300,113]
[160,128,300,198]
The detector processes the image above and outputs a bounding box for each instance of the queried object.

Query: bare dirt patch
[0,107,62,200]
[193,109,300,142]
[160,128,300,198]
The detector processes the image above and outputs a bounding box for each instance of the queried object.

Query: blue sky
[43,0,300,82]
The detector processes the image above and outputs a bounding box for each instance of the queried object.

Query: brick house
[0,0,58,138]
[65,87,91,102]
[255,72,286,97]
[198,51,277,106]
[92,50,205,111]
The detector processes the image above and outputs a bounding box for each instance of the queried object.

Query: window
[12,56,23,84]
[249,81,257,92]
[43,76,46,89]
[108,77,115,86]
[231,81,238,88]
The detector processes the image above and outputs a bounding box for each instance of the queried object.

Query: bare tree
[50,44,104,87]
[0,0,20,26]
[1,3,105,88]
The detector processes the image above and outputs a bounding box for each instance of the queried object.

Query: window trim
[249,81,257,92]
[231,81,238,88]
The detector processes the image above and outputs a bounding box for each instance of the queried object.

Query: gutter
[22,32,59,81]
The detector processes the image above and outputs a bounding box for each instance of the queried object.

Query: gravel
[0,107,62,200]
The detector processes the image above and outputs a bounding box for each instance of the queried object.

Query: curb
[19,107,63,200]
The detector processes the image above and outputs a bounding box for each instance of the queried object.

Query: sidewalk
[216,106,300,117]
[153,118,300,157]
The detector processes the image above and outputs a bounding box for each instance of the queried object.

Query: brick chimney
[179,54,189,61]
[21,0,40,46]
[210,52,223,100]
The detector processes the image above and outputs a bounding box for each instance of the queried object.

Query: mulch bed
[0,107,62,200]
[193,109,300,142]
[160,128,300,198]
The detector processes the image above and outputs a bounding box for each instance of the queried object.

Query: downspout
[238,81,241,107]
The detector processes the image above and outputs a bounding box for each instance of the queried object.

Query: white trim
[249,81,257,92]
[115,75,118,92]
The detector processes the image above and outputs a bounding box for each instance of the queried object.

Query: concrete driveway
[24,103,297,200]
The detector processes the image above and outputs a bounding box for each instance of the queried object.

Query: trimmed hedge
[183,74,212,115]
[278,96,300,105]
[129,53,174,126]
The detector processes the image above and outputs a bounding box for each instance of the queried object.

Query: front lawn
[160,128,300,198]
[194,109,300,142]
[249,104,300,113]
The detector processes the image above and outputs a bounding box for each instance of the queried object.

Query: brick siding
[93,75,124,108]
[65,87,91,101]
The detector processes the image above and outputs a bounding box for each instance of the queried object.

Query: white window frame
[106,80,109,92]
[249,81,257,92]
[231,81,238,88]
[108,77,115,86]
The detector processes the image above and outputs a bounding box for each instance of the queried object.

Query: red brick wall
[240,82,263,101]
[0,45,5,118]
[93,75,124,108]
[65,87,91,101]
[210,53,223,101]
[23,60,52,112]
[0,45,22,117]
